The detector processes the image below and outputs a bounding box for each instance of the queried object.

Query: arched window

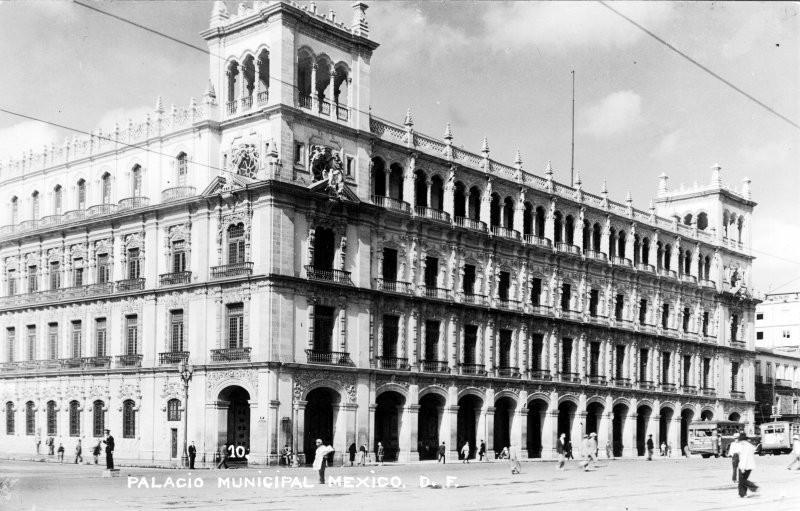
[5,402,14,434]
[534,206,546,237]
[608,227,617,257]
[684,250,692,275]
[333,62,349,106]
[371,158,386,197]
[430,175,444,211]
[664,244,672,271]
[46,400,57,436]
[226,60,241,111]
[697,212,708,230]
[414,169,427,207]
[582,220,591,249]
[177,153,188,186]
[256,49,270,105]
[123,399,136,438]
[703,256,711,282]
[564,215,574,245]
[31,191,40,219]
[167,399,181,421]
[10,196,19,224]
[489,193,501,228]
[25,401,35,435]
[454,182,466,218]
[93,400,105,437]
[227,223,246,264]
[131,165,142,197]
[314,56,332,102]
[592,223,602,252]
[683,213,693,226]
[101,173,112,204]
[297,50,313,100]
[523,203,534,236]
[503,197,515,229]
[617,231,626,259]
[553,211,563,243]
[77,179,86,209]
[388,163,404,201]
[722,210,730,237]
[731,314,739,342]
[737,217,744,243]
[53,185,63,215]
[642,237,651,265]
[468,187,481,221]
[633,234,641,265]
[69,400,80,437]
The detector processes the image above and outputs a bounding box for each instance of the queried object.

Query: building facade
[0,1,759,465]
[755,292,800,350]
[754,347,800,424]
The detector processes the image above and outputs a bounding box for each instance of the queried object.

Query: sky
[0,1,797,293]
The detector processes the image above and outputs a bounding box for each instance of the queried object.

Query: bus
[758,421,800,455]
[687,420,760,458]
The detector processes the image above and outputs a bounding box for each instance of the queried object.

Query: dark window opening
[382,248,398,281]
[313,227,335,270]
[463,264,476,295]
[464,325,477,365]
[313,305,335,352]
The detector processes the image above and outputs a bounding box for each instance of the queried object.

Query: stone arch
[375,383,409,400]
[586,395,606,407]
[300,379,350,403]
[659,401,677,414]
[418,385,448,401]
[612,397,632,409]
[493,390,520,405]
[209,378,257,404]
[557,394,580,406]
[526,393,551,407]
[457,387,486,402]
[636,398,655,410]
[680,403,698,415]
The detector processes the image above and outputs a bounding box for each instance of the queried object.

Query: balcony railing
[211,262,254,279]
[336,104,349,121]
[460,293,488,306]
[661,382,677,393]
[459,363,486,376]
[613,377,632,388]
[527,304,551,316]
[775,379,793,388]
[584,250,607,261]
[556,243,581,255]
[57,358,83,369]
[118,196,150,211]
[305,265,353,284]
[257,91,268,106]
[18,219,39,232]
[496,366,520,378]
[241,95,253,110]
[86,204,118,218]
[530,369,551,381]
[730,390,746,400]
[636,263,656,273]
[560,309,582,321]
[305,349,354,366]
[496,298,521,311]
[453,216,487,231]
[523,234,552,248]
[680,274,697,284]
[639,380,656,391]
[116,354,143,368]
[682,385,697,395]
[413,206,450,222]
[421,360,449,373]
[422,286,452,300]
[587,375,607,386]
[162,186,196,202]
[375,278,413,294]
[81,356,112,368]
[39,215,62,228]
[298,94,312,109]
[160,271,192,286]
[491,226,520,240]
[86,282,115,296]
[701,387,716,397]
[319,100,331,116]
[659,269,678,279]
[211,347,252,362]
[226,100,237,115]
[731,340,747,349]
[376,356,410,370]
[611,256,632,267]
[371,195,411,214]
[159,351,189,365]
[116,278,145,292]
[62,209,85,222]
[560,372,581,383]
[700,279,716,288]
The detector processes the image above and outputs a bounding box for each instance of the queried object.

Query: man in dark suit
[188,441,197,469]
[438,442,446,463]
[103,429,115,469]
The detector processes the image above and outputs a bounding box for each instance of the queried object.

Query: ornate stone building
[0,1,758,465]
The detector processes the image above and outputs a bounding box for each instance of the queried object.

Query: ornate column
[626,225,636,261]
[425,179,432,208]
[328,71,335,104]
[544,198,556,242]
[479,179,492,224]
[443,165,455,217]
[310,63,318,110]
[485,319,495,371]
[600,216,611,255]
[514,192,525,233]
[403,153,417,206]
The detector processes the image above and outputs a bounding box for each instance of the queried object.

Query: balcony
[555,242,581,255]
[613,377,632,388]
[775,379,793,388]
[118,196,150,211]
[226,100,237,115]
[496,366,520,378]
[83,356,111,368]
[62,209,85,222]
[523,234,552,248]
[453,216,487,232]
[422,286,452,300]
[560,309,583,321]
[680,274,698,284]
[661,383,677,393]
[335,104,349,121]
[459,363,487,376]
[319,99,331,116]
[211,262,254,279]
[162,186,196,202]
[560,372,581,383]
[241,95,253,110]
[159,351,189,365]
[86,204,118,218]
[731,390,746,400]
[638,380,656,391]
[491,226,520,240]
[39,215,62,228]
[700,279,715,289]
[57,358,83,369]
[116,278,145,292]
[530,369,551,381]
[636,263,656,273]
[86,282,115,296]
[421,360,449,373]
[257,91,268,106]
[527,304,551,316]
[374,278,413,294]
[587,375,607,386]
[731,340,747,349]
[611,256,632,267]
[682,385,698,395]
[371,195,412,214]
[496,299,521,311]
[298,94,312,109]
[413,206,450,222]
[584,250,607,261]
[18,219,39,232]
[115,354,143,368]
[160,271,192,286]
[305,349,354,366]
[376,356,410,370]
[659,269,678,279]
[460,293,488,306]
[701,387,717,397]
[305,265,353,284]
[211,347,252,362]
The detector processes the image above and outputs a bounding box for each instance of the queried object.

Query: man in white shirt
[787,434,800,470]
[736,432,759,498]
[728,436,742,483]
[312,439,334,485]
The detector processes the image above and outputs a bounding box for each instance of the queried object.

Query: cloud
[94,105,155,132]
[0,121,61,162]
[579,91,642,138]
[653,129,683,156]
[482,1,675,52]
[721,6,794,60]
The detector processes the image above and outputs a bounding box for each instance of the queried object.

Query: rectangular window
[26,326,36,361]
[766,362,773,383]
[561,338,572,373]
[48,323,58,360]
[424,257,438,288]
[639,348,649,381]
[662,352,671,384]
[95,318,107,357]
[683,355,692,386]
[6,328,15,362]
[7,270,16,296]
[125,316,138,355]
[561,284,571,311]
[702,311,710,336]
[639,299,647,324]
[463,264,476,295]
[171,310,184,352]
[463,325,477,365]
[530,278,542,306]
[424,321,439,362]
[172,241,186,273]
[498,330,512,368]
[346,156,354,177]
[382,248,398,282]
[97,255,110,284]
[756,313,763,320]
[589,289,599,317]
[731,362,740,392]
[227,225,246,264]
[682,307,690,333]
[703,358,711,388]
[783,330,791,339]
[50,262,61,290]
[28,266,38,293]
[382,315,399,357]
[589,341,600,376]
[294,142,305,166]
[312,305,334,352]
[615,345,626,379]
[498,271,510,301]
[531,334,544,371]
[71,321,82,358]
[615,294,624,321]
[127,249,140,279]
[756,331,764,340]
[73,259,84,287]
[227,304,244,349]
[661,303,670,329]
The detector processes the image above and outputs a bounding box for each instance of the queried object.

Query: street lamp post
[178,360,194,468]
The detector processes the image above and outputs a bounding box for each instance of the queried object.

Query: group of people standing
[34,430,115,468]
[556,432,599,471]
[346,442,384,466]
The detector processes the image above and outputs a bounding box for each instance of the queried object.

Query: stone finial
[351,2,369,37]
[311,1,317,14]
[601,180,608,195]
[155,95,164,114]
[648,198,656,216]
[657,172,668,197]
[210,1,229,27]
[514,149,522,167]
[545,160,553,179]
[204,79,217,105]
[481,137,490,157]
[741,177,751,200]
[444,122,453,141]
[573,169,582,188]
[626,190,632,204]
[710,163,722,188]
[403,108,413,128]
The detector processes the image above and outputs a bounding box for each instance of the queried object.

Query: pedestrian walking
[188,441,197,469]
[438,442,446,463]
[103,429,115,469]
[786,434,800,470]
[47,436,54,456]
[660,441,666,456]
[478,440,486,461]
[565,440,574,460]
[74,439,83,464]
[581,433,598,471]
[556,433,566,470]
[667,442,673,458]
[499,446,509,460]
[348,443,357,467]
[359,443,368,466]
[92,441,101,465]
[312,439,334,484]
[605,442,613,460]
[461,442,470,463]
[217,442,229,469]
[736,433,759,498]
[729,437,742,483]
[377,442,385,465]
[57,442,64,462]
[35,432,41,455]
[509,444,522,474]
[646,434,654,461]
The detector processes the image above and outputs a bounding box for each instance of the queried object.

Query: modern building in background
[755,292,800,349]
[0,1,759,465]
[754,347,800,424]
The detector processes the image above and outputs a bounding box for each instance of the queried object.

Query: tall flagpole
[570,70,575,187]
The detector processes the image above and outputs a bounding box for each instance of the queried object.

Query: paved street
[1,455,799,511]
